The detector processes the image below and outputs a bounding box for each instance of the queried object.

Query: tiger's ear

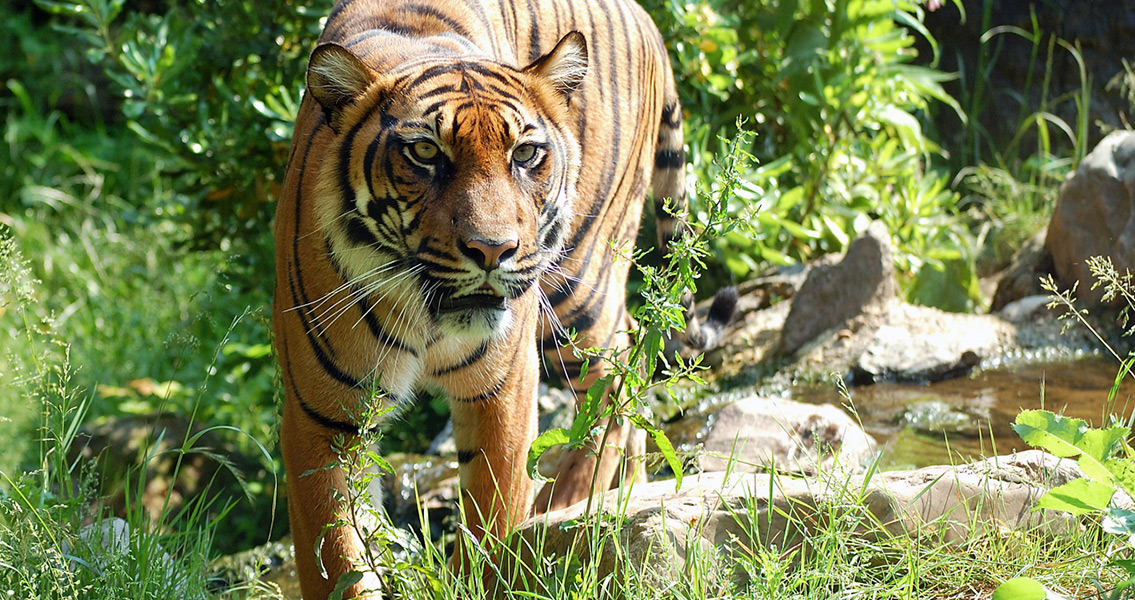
[524,31,588,99]
[307,43,376,131]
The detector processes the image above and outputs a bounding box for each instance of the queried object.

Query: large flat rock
[513,450,1081,590]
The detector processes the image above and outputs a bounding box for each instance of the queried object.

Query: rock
[71,517,185,592]
[866,450,1082,543]
[702,299,791,380]
[210,537,297,598]
[991,228,1053,312]
[996,295,1053,323]
[850,302,1006,383]
[1046,130,1135,306]
[426,419,456,455]
[779,221,896,356]
[700,396,878,475]
[514,450,1080,590]
[380,453,459,538]
[795,302,1015,384]
[77,517,132,559]
[898,399,984,436]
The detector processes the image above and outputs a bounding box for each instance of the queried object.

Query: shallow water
[790,356,1135,470]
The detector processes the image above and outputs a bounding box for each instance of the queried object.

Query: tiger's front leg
[440,296,541,578]
[279,384,383,600]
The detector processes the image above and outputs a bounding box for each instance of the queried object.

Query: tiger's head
[306,33,587,342]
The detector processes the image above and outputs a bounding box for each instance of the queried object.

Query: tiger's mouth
[436,293,507,313]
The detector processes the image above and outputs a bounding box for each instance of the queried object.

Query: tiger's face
[307,40,586,342]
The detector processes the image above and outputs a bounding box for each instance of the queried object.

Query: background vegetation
[0,0,1128,597]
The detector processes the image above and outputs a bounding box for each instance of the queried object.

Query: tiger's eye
[512,143,538,165]
[410,141,439,162]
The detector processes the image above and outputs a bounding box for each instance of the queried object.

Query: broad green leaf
[528,428,571,480]
[640,329,663,378]
[1012,410,1091,458]
[574,374,611,439]
[1037,478,1115,515]
[1112,558,1135,576]
[1107,458,1135,497]
[1078,426,1128,469]
[630,414,682,490]
[992,577,1046,600]
[328,571,365,600]
[1102,507,1135,538]
[1011,408,1127,486]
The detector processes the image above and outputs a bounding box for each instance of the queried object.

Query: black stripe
[433,341,489,376]
[357,298,419,357]
[345,216,378,247]
[661,101,680,127]
[289,116,336,354]
[466,62,523,88]
[655,149,685,170]
[281,338,360,435]
[291,276,366,388]
[299,395,360,435]
[526,0,540,63]
[327,0,356,24]
[454,379,505,403]
[403,3,472,38]
[405,64,458,93]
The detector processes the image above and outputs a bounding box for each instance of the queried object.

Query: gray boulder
[514,450,1081,589]
[991,228,1053,312]
[779,221,896,356]
[1046,130,1135,306]
[700,396,877,475]
[850,302,1009,382]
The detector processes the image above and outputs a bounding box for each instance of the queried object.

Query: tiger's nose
[459,237,519,270]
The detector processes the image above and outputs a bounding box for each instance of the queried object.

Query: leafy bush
[951,15,1092,276]
[642,0,977,310]
[0,232,225,600]
[1,2,285,556]
[32,0,329,253]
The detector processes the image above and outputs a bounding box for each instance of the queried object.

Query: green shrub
[643,0,978,310]
[31,0,329,252]
[950,7,1092,276]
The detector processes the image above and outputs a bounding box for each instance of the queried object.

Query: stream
[791,356,1135,470]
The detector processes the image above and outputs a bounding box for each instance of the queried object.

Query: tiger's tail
[652,89,737,353]
[652,93,688,255]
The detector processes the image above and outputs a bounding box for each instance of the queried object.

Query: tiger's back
[273,1,687,597]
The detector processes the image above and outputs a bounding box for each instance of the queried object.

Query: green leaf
[1014,410,1127,488]
[630,414,682,490]
[574,374,611,439]
[1111,558,1135,577]
[1106,458,1135,498]
[1013,410,1108,459]
[328,571,365,600]
[527,428,571,480]
[1102,507,1135,537]
[1037,478,1115,516]
[992,577,1046,600]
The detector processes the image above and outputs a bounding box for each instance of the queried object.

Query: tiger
[272,0,718,597]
